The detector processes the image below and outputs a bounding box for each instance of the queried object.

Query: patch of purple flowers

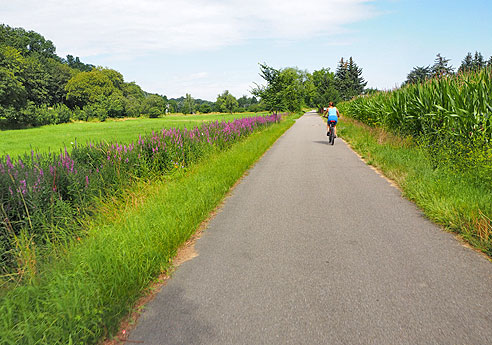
[0,114,281,271]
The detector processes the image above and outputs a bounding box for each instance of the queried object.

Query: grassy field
[0,112,267,157]
[337,116,492,258]
[0,113,298,345]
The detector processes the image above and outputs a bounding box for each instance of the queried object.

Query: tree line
[168,92,262,114]
[252,57,367,114]
[405,52,492,85]
[1,24,371,127]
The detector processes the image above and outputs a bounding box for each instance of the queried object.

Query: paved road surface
[128,112,492,344]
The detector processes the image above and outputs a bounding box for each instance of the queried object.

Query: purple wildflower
[18,180,27,195]
[6,155,13,169]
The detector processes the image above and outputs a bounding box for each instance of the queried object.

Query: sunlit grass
[0,112,268,157]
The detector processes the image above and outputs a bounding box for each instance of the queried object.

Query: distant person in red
[323,102,340,137]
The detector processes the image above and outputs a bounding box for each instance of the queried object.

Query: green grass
[0,114,298,345]
[0,112,268,157]
[338,117,492,257]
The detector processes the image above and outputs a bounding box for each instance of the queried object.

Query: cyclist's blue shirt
[328,107,338,122]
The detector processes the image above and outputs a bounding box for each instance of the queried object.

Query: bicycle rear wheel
[329,124,335,145]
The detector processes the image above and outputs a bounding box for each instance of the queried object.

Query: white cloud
[143,71,253,100]
[0,0,378,58]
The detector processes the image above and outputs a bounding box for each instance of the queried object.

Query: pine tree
[432,53,454,77]
[406,66,432,84]
[472,51,485,70]
[347,57,367,97]
[458,52,473,73]
[458,51,488,73]
[335,57,367,101]
[334,58,348,100]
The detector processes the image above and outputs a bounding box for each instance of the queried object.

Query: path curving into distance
[128,111,492,344]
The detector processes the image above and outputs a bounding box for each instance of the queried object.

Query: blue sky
[1,0,491,100]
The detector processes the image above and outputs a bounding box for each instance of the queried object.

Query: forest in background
[0,24,165,125]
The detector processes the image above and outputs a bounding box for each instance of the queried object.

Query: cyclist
[323,102,340,137]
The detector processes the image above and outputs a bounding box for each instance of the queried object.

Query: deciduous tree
[65,68,122,108]
[310,68,339,111]
[142,94,166,117]
[182,93,195,114]
[216,90,239,113]
[0,45,27,109]
[252,63,285,113]
[252,63,309,113]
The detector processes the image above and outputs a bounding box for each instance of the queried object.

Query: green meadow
[0,112,267,157]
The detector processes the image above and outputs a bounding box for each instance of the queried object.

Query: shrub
[52,104,72,124]
[91,101,108,121]
[82,104,96,120]
[147,107,161,118]
[106,94,126,118]
[124,96,142,117]
[0,103,73,127]
[141,94,166,116]
[199,103,212,114]
[7,102,37,125]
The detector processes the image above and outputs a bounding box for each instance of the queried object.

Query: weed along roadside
[0,113,300,345]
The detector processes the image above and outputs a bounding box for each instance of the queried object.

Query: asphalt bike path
[128,111,492,344]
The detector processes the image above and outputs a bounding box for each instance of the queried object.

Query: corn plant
[339,67,492,181]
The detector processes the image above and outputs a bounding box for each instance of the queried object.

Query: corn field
[339,67,492,183]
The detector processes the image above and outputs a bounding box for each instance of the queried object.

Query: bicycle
[327,120,336,145]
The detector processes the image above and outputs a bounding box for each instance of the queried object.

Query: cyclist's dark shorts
[328,120,337,126]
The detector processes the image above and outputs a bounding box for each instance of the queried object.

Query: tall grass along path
[338,67,492,186]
